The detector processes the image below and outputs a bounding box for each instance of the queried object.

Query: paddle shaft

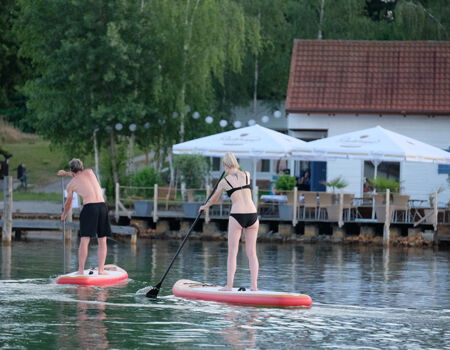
[149,172,225,296]
[61,177,66,274]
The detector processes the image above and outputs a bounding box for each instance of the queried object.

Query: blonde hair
[223,152,240,169]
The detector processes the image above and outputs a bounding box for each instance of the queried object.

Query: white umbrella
[292,125,450,177]
[173,124,311,193]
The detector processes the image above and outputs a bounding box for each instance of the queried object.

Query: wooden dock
[0,219,136,236]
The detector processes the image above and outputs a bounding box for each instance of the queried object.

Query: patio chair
[342,193,357,221]
[317,192,334,220]
[300,192,317,220]
[391,194,410,223]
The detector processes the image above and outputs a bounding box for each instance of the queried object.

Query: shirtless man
[58,158,111,275]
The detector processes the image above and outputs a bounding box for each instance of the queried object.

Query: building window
[257,159,271,172]
[364,161,400,182]
[212,157,221,171]
[438,147,450,174]
[438,164,450,174]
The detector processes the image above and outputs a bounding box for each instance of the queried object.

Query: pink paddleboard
[172,279,312,307]
[56,264,128,286]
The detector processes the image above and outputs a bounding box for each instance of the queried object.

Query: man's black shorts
[79,202,112,238]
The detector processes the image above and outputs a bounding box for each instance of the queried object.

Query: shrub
[275,174,297,191]
[129,166,163,197]
[174,154,209,188]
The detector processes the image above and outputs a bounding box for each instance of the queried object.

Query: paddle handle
[153,171,225,288]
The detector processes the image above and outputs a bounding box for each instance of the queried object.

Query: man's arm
[61,188,73,221]
[57,170,74,177]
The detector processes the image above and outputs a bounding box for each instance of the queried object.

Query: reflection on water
[221,311,258,350]
[75,287,109,350]
[1,238,450,349]
[1,244,11,279]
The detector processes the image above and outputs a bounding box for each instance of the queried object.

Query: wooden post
[2,176,12,244]
[433,190,438,231]
[292,187,298,226]
[338,191,344,228]
[383,189,390,245]
[115,182,120,222]
[153,184,158,222]
[205,185,211,223]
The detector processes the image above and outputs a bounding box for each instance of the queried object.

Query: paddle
[61,177,66,274]
[146,171,225,298]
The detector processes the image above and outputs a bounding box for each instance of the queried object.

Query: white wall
[288,113,450,204]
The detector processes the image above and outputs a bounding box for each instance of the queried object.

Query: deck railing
[115,183,446,235]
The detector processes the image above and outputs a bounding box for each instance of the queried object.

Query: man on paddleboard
[199,152,259,291]
[58,159,111,275]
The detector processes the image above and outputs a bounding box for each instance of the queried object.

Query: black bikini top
[224,172,251,197]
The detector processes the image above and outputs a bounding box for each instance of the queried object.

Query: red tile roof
[286,40,450,115]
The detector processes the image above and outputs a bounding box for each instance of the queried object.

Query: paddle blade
[145,284,160,298]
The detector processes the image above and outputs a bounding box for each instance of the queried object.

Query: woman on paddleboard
[199,152,259,291]
[58,159,111,275]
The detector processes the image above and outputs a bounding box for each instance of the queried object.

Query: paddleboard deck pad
[172,279,312,307]
[56,264,128,286]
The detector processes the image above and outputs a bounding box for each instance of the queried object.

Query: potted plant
[367,176,400,222]
[324,176,348,192]
[274,175,297,220]
[424,186,445,225]
[367,176,400,193]
[322,176,348,205]
[130,166,162,217]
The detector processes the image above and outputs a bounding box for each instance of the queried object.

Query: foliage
[367,176,400,193]
[174,154,209,189]
[324,176,348,192]
[127,166,163,199]
[428,185,445,206]
[275,174,297,191]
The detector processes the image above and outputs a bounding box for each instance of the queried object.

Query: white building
[286,40,450,204]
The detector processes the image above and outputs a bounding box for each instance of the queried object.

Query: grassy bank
[2,139,67,188]
[0,191,61,201]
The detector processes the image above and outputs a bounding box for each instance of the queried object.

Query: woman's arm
[199,180,225,212]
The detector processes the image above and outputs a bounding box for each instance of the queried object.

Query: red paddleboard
[56,264,128,286]
[172,279,312,307]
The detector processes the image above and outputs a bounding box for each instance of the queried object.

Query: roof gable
[286,40,450,115]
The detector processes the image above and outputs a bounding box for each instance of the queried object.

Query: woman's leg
[220,217,242,291]
[244,220,259,291]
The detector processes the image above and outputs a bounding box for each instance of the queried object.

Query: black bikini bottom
[229,213,258,228]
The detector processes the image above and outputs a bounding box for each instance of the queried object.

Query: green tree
[15,0,258,191]
[0,0,30,130]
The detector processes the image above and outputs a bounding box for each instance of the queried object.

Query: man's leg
[78,237,90,274]
[97,237,107,274]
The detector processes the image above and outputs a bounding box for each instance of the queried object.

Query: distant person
[298,171,311,191]
[58,158,111,275]
[0,159,9,179]
[199,152,259,291]
[17,163,27,188]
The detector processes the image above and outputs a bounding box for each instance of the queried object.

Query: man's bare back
[67,169,104,204]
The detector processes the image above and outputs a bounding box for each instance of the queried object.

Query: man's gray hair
[69,158,84,173]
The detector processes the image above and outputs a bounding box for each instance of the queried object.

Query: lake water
[1,235,450,349]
